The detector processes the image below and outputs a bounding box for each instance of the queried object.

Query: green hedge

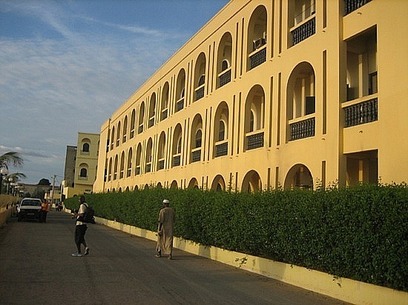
[64,184,408,291]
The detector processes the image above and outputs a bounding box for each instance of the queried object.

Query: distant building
[94,0,408,193]
[62,132,100,199]
[63,145,77,188]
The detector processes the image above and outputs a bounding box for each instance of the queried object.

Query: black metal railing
[215,142,228,157]
[291,17,315,45]
[172,155,181,167]
[161,109,168,121]
[344,0,371,15]
[191,149,201,163]
[249,47,266,70]
[158,159,165,170]
[148,117,154,128]
[219,69,231,87]
[246,131,264,150]
[344,98,378,127]
[290,117,315,140]
[176,98,184,112]
[195,86,204,101]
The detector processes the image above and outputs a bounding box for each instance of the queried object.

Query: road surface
[0,211,350,305]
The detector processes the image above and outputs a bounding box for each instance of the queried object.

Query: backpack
[82,203,95,224]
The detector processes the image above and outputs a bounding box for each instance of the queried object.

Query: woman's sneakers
[84,247,90,256]
[72,253,83,257]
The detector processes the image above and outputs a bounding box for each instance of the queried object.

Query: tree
[38,178,51,186]
[0,152,24,195]
[0,152,24,169]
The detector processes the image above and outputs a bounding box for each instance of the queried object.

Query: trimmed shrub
[64,184,408,291]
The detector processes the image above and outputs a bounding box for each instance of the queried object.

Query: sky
[0,0,229,185]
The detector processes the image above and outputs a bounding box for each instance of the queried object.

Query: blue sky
[0,0,229,185]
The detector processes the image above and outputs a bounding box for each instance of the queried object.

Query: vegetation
[0,195,19,208]
[65,184,408,291]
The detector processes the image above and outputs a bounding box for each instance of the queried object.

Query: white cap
[163,199,170,204]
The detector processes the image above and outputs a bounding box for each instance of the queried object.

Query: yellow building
[94,0,408,193]
[62,132,100,198]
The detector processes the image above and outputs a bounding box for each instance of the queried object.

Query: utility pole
[51,175,56,206]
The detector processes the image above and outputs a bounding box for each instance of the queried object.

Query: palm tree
[0,152,24,169]
[0,152,24,194]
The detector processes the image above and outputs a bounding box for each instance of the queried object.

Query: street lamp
[0,168,9,195]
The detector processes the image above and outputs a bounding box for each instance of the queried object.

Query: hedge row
[65,184,408,291]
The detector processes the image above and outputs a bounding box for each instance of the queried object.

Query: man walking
[72,195,90,257]
[156,199,175,259]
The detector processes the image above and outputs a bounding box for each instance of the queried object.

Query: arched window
[116,122,121,146]
[245,85,265,150]
[123,115,128,142]
[80,168,87,178]
[217,32,233,88]
[130,109,136,138]
[82,143,89,152]
[194,53,206,101]
[247,6,267,70]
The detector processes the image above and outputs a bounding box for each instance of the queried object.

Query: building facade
[94,0,408,193]
[62,132,100,198]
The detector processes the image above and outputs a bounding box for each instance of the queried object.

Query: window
[80,168,87,178]
[82,143,89,152]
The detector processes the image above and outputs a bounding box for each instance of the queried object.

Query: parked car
[17,198,42,222]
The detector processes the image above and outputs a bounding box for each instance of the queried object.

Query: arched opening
[217,32,233,88]
[161,82,170,120]
[170,180,178,189]
[194,53,206,101]
[146,138,153,173]
[157,132,166,171]
[284,164,313,190]
[138,102,145,134]
[148,93,156,128]
[211,175,226,191]
[135,144,142,175]
[190,114,203,163]
[188,178,199,189]
[286,62,316,141]
[123,115,128,142]
[242,170,262,193]
[244,85,265,151]
[213,101,229,158]
[172,124,183,167]
[175,69,186,112]
[247,5,267,70]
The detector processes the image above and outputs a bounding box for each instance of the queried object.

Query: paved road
[0,211,350,305]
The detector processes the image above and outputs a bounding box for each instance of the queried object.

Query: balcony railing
[158,159,165,170]
[135,166,141,175]
[344,98,378,127]
[249,46,266,70]
[191,148,201,163]
[172,154,181,167]
[246,131,264,150]
[291,16,315,45]
[138,124,143,134]
[219,69,231,87]
[176,97,184,112]
[344,0,371,15]
[145,163,151,173]
[161,109,168,121]
[130,129,134,139]
[215,141,228,157]
[289,117,315,140]
[148,117,154,128]
[127,168,131,177]
[195,85,205,101]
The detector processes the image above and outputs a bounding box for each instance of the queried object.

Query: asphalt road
[0,211,350,305]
